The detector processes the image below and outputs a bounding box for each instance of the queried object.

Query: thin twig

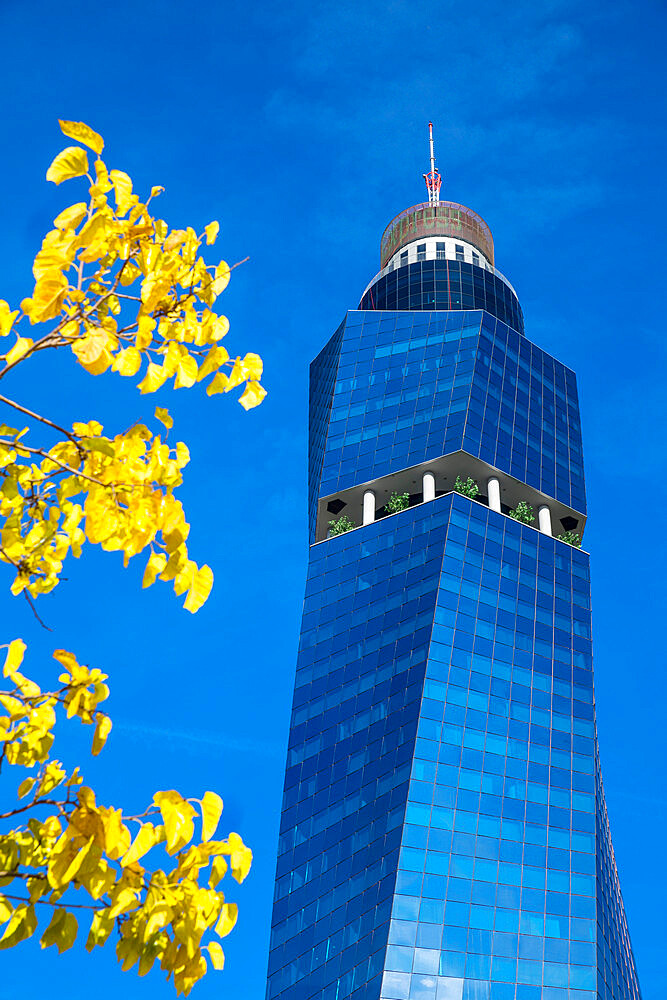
[0,441,103,488]
[0,894,106,911]
[0,799,64,820]
[0,395,79,446]
[22,591,53,632]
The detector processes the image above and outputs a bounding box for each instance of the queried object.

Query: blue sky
[0,0,665,997]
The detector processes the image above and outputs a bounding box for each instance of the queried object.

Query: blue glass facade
[358,261,524,336]
[268,230,640,1000]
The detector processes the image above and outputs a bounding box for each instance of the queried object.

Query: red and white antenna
[423,121,442,204]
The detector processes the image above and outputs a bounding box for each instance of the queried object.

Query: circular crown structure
[380,201,495,269]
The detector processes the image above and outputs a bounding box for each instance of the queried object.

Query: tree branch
[0,893,106,911]
[0,394,80,446]
[0,799,65,820]
[0,441,104,489]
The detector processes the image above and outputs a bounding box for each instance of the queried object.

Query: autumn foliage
[0,120,260,992]
[0,117,265,611]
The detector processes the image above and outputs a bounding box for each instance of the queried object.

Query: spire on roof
[423,121,442,204]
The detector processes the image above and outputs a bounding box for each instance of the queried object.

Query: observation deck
[380,200,495,268]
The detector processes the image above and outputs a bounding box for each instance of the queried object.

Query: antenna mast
[423,121,442,205]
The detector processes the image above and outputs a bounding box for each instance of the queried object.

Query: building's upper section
[358,256,524,334]
[308,310,586,542]
[380,200,494,267]
[359,126,523,333]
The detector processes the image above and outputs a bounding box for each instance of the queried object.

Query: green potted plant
[328,514,356,536]
[384,491,410,514]
[509,500,535,524]
[557,529,582,548]
[454,475,479,499]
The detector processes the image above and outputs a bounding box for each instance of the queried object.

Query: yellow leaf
[196,345,229,382]
[71,332,111,375]
[109,170,134,216]
[204,221,219,245]
[108,887,139,919]
[93,157,113,193]
[92,714,112,756]
[174,353,198,389]
[29,272,68,323]
[40,908,77,953]
[46,146,89,185]
[18,777,35,799]
[238,381,267,411]
[142,550,167,588]
[242,352,263,380]
[207,940,225,970]
[164,229,187,252]
[86,909,114,951]
[0,300,19,338]
[212,261,230,296]
[173,560,196,597]
[224,359,246,391]
[119,262,141,286]
[211,315,230,341]
[153,791,196,855]
[48,836,95,891]
[0,903,37,950]
[3,638,26,677]
[214,902,237,939]
[206,372,229,396]
[121,822,158,867]
[4,337,33,367]
[150,185,165,198]
[136,315,156,349]
[208,855,228,888]
[200,791,223,842]
[111,346,141,377]
[0,692,25,718]
[144,901,172,940]
[154,406,173,430]
[52,648,78,673]
[53,202,88,231]
[138,362,167,394]
[58,120,104,155]
[183,564,214,614]
[228,832,252,883]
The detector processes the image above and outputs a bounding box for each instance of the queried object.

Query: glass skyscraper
[266,148,641,1000]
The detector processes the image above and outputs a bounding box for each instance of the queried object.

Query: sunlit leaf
[58,120,104,155]
[204,221,219,245]
[46,146,89,185]
[200,791,223,842]
[207,941,225,970]
[92,714,112,756]
[238,381,267,411]
[183,564,213,613]
[154,406,173,430]
[53,202,88,231]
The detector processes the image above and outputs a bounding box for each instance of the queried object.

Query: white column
[538,505,552,536]
[422,471,435,503]
[362,490,376,526]
[487,476,501,513]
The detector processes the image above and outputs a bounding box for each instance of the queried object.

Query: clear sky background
[0,0,665,997]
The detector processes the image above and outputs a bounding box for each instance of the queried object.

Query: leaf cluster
[0,119,267,611]
[0,640,251,995]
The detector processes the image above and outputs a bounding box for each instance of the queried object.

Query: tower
[266,128,641,1000]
